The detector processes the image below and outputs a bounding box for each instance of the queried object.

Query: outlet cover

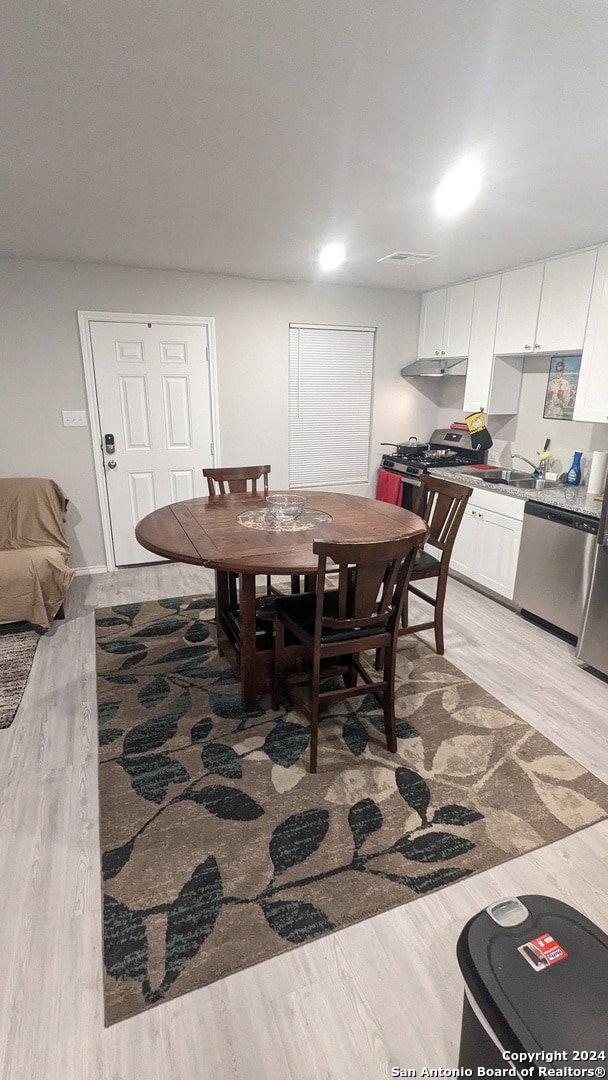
[62,410,88,427]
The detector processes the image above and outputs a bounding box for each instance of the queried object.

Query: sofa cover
[0,477,75,629]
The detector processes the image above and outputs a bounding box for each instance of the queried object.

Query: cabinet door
[449,505,479,578]
[474,508,523,600]
[443,281,474,357]
[418,289,446,358]
[463,275,501,413]
[494,263,545,355]
[574,245,608,423]
[535,249,597,353]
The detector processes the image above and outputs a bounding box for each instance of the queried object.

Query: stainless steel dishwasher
[513,500,598,639]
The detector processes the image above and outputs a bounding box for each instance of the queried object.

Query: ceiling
[3,0,608,291]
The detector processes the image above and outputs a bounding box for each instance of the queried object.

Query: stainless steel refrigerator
[577,473,608,676]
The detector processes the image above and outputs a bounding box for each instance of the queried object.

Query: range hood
[401,357,467,378]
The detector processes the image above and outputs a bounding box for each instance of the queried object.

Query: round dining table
[135,490,427,710]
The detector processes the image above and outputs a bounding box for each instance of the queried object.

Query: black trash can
[457,894,608,1068]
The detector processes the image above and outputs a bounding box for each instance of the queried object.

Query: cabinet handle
[524,344,531,350]
[434,350,440,356]
[534,343,541,349]
[441,350,446,356]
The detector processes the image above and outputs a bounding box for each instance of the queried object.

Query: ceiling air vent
[377,251,436,266]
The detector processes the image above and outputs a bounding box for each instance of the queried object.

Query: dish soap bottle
[566,450,582,486]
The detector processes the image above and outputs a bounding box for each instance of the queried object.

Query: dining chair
[271,531,426,773]
[399,473,472,655]
[203,464,271,496]
[204,465,271,599]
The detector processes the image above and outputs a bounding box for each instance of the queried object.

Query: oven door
[400,473,422,512]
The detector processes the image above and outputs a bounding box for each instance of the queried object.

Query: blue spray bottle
[566,451,582,486]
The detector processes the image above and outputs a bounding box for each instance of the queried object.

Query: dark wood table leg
[239,572,258,711]
[215,570,230,657]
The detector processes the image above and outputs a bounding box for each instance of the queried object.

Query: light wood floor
[2,564,608,1080]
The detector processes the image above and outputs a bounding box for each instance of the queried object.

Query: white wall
[0,257,437,569]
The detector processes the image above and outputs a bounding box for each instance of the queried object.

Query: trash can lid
[457,894,608,1053]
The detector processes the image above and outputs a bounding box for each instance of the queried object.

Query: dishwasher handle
[523,500,598,534]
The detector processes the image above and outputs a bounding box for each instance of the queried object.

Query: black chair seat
[413,548,440,575]
[274,590,390,644]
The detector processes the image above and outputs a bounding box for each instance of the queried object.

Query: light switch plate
[62,410,88,427]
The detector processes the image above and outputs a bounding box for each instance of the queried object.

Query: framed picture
[543,354,581,421]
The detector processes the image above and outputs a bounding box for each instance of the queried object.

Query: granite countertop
[431,466,604,519]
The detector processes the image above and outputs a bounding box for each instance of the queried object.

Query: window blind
[289,323,376,488]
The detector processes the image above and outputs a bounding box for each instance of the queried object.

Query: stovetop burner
[380,426,487,475]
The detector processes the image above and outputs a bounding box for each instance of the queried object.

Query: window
[289,323,376,488]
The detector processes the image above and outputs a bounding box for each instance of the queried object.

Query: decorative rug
[0,624,40,729]
[96,595,608,1025]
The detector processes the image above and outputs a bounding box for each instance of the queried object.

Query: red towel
[375,468,403,505]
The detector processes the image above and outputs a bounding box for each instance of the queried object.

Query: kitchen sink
[480,468,534,483]
[506,477,559,490]
[456,466,559,490]
[456,467,532,482]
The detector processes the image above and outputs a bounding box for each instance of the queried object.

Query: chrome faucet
[511,453,548,479]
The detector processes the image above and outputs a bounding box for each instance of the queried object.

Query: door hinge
[205,346,210,363]
[210,442,214,458]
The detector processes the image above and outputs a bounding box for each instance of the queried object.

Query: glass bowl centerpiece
[266,494,306,524]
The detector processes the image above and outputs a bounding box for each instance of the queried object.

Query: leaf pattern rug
[96,595,608,1025]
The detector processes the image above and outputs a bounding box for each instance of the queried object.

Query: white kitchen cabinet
[573,244,608,423]
[418,281,474,359]
[535,249,597,353]
[493,250,596,358]
[449,486,525,600]
[463,274,523,414]
[494,263,545,355]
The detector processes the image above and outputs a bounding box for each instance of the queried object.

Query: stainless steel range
[380,427,487,510]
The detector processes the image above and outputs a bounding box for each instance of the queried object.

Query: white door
[89,319,215,566]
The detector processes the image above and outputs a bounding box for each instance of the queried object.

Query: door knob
[107,459,117,469]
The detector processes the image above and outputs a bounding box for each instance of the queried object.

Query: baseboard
[72,565,108,576]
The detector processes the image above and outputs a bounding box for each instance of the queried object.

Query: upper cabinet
[494,250,597,356]
[574,245,608,423]
[413,243,607,422]
[535,249,597,353]
[494,263,545,354]
[463,275,522,414]
[418,281,474,359]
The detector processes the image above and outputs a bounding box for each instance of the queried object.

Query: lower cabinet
[449,486,525,600]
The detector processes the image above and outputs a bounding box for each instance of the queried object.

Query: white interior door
[89,319,215,566]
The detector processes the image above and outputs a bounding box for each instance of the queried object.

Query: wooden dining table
[135,490,428,710]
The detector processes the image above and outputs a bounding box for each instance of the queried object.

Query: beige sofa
[0,478,75,630]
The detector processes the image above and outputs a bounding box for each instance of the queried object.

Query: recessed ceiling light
[319,242,345,271]
[435,155,482,216]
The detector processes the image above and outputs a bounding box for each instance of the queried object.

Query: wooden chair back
[413,473,472,560]
[400,473,472,654]
[203,465,271,496]
[312,535,422,644]
[272,529,427,772]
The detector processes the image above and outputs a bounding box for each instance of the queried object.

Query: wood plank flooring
[1,563,607,1080]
